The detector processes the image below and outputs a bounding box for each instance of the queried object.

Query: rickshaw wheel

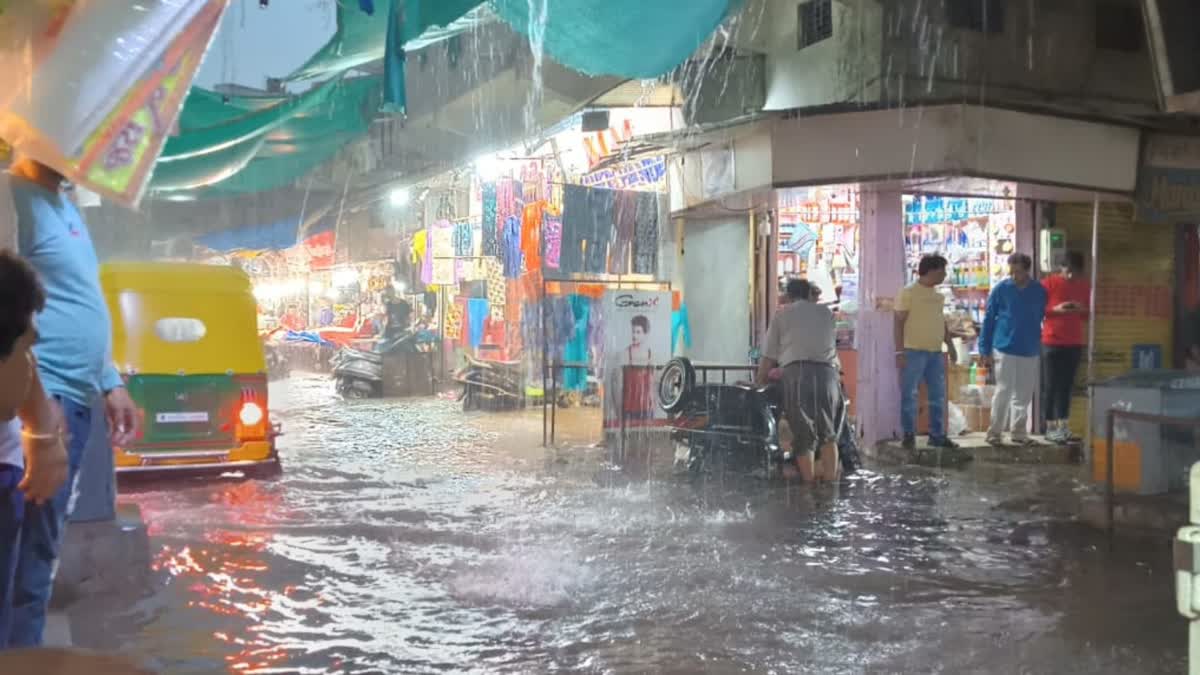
[658,358,696,414]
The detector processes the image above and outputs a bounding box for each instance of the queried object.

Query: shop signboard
[580,155,667,192]
[903,196,1009,225]
[602,290,673,431]
[1137,133,1200,225]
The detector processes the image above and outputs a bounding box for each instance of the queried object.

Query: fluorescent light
[389,187,410,207]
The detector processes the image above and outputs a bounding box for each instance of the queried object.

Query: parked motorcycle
[454,354,525,412]
[332,330,418,399]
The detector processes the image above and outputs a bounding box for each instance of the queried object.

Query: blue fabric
[194,215,305,252]
[481,183,498,256]
[467,298,489,349]
[5,397,91,647]
[491,0,741,78]
[0,462,24,645]
[979,279,1048,358]
[901,350,947,439]
[671,303,693,354]
[11,177,122,405]
[562,294,590,391]
[502,215,523,278]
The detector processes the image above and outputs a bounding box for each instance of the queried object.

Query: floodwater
[99,374,1183,674]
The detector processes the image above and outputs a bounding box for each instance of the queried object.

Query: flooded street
[84,374,1185,674]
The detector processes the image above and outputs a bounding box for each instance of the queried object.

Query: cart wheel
[658,357,696,414]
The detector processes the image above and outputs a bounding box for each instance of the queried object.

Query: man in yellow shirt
[895,254,959,450]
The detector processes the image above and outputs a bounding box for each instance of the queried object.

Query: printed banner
[581,155,667,192]
[302,230,336,271]
[602,290,673,430]
[0,0,225,207]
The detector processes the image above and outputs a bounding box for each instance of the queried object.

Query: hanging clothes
[583,188,615,274]
[482,316,506,348]
[521,200,545,272]
[496,178,518,226]
[481,182,499,256]
[453,220,473,256]
[632,191,660,275]
[543,213,562,270]
[671,302,693,355]
[608,189,638,274]
[429,219,456,285]
[418,226,433,285]
[501,214,523,278]
[559,184,589,275]
[467,298,489,349]
[562,294,591,392]
[443,297,464,340]
[482,257,506,321]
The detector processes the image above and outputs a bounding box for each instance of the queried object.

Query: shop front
[669,103,1144,449]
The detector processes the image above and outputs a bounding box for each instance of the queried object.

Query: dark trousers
[1042,345,1082,422]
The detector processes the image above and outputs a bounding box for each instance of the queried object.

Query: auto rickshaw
[101,262,281,475]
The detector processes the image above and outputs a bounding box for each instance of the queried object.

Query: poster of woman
[603,290,672,430]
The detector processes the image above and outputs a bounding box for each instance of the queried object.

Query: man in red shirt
[1041,251,1090,443]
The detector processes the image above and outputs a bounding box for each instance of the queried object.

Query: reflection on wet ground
[102,374,1183,673]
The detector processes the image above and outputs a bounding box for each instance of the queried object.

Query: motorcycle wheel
[658,357,696,414]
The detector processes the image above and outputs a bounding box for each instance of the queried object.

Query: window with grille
[798,0,833,49]
[945,0,1006,34]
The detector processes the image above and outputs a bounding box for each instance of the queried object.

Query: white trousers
[988,352,1038,440]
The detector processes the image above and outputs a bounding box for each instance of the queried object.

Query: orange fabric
[521,201,545,272]
[577,284,605,299]
[672,290,682,311]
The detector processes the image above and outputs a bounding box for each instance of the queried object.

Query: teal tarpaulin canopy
[151,76,380,196]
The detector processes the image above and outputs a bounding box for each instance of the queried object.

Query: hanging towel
[467,298,490,349]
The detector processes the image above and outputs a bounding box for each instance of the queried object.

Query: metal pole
[1086,194,1100,463]
[1105,408,1116,543]
[542,274,549,446]
[551,364,558,446]
[621,365,628,465]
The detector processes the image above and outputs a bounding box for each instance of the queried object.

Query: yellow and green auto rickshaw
[101,262,281,475]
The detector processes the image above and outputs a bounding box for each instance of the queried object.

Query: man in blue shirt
[979,252,1047,446]
[1,157,139,648]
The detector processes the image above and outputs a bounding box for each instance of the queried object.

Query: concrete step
[875,433,1082,468]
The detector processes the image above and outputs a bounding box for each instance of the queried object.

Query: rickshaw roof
[101,262,253,294]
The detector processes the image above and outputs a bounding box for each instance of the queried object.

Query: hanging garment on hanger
[559,184,588,275]
[671,302,693,354]
[608,189,638,274]
[521,200,545,272]
[502,214,523,278]
[562,293,591,392]
[483,257,506,321]
[583,187,615,274]
[543,213,562,270]
[632,191,660,275]
[481,182,499,256]
[467,298,489,349]
[443,296,464,340]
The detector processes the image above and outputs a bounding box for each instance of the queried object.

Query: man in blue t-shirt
[979,252,1047,446]
[1,157,139,648]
